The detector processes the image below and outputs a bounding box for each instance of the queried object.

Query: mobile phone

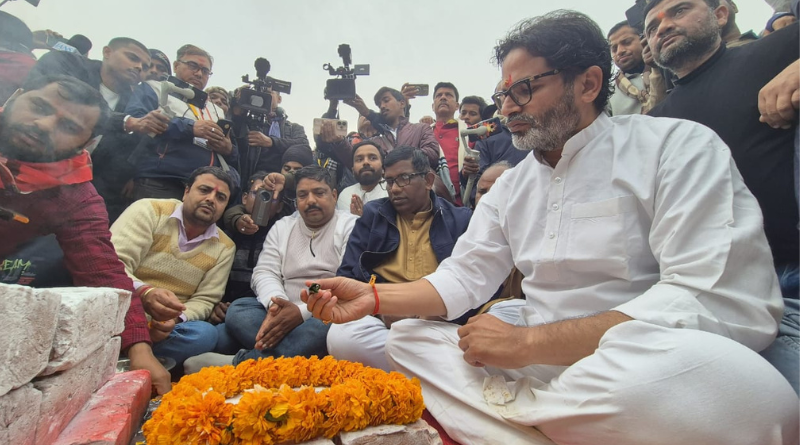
[408,84,429,96]
[313,118,348,137]
[465,117,503,143]
[216,119,233,137]
[251,189,274,226]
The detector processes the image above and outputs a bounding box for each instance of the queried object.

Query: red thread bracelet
[369,274,380,315]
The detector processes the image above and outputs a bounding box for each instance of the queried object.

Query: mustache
[304,205,322,213]
[657,31,683,50]
[506,114,537,126]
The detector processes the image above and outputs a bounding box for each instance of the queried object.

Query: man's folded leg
[387,319,800,445]
[327,316,392,371]
[151,320,219,366]
[233,318,331,365]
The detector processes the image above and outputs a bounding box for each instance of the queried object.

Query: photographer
[232,87,308,186]
[210,171,296,327]
[314,100,358,192]
[126,44,237,201]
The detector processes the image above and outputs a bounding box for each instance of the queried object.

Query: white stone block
[0,383,41,445]
[336,420,442,445]
[0,284,61,396]
[34,337,121,445]
[112,288,131,337]
[41,287,123,375]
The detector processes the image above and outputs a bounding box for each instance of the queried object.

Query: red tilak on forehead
[504,74,513,88]
[657,11,666,20]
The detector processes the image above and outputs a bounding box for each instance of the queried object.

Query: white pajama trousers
[327,300,528,372]
[385,319,800,445]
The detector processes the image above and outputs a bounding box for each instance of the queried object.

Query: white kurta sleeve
[613,121,783,352]
[251,219,289,309]
[425,191,515,321]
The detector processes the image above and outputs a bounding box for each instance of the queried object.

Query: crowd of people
[0,0,798,444]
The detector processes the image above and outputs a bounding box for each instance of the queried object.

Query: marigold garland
[142,355,425,445]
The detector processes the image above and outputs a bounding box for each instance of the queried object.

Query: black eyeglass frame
[176,59,213,77]
[491,69,561,110]
[384,172,427,188]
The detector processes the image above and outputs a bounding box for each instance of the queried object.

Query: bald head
[476,162,512,205]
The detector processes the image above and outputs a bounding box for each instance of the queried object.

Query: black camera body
[323,44,370,100]
[625,0,648,32]
[237,88,273,115]
[251,189,274,226]
[233,58,292,118]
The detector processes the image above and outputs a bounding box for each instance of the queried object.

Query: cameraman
[232,87,308,186]
[126,44,237,201]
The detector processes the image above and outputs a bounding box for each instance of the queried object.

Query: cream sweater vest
[110,199,235,321]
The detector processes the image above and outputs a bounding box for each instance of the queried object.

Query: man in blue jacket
[328,146,521,371]
[125,44,237,201]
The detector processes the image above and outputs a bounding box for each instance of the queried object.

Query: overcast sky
[5,0,776,143]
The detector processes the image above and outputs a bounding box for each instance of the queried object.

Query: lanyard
[188,103,210,121]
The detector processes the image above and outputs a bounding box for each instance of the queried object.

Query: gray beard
[654,12,720,72]
[509,88,581,154]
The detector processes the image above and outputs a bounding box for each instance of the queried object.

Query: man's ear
[102,46,111,60]
[576,66,603,107]
[425,171,436,190]
[331,188,338,202]
[714,3,730,28]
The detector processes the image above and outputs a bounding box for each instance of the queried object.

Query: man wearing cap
[144,49,171,82]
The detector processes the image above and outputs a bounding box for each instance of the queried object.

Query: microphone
[460,126,489,137]
[254,58,271,79]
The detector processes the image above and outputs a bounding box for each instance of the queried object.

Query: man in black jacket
[645,0,799,394]
[25,37,170,222]
[232,88,308,189]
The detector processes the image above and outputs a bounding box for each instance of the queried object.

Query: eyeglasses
[491,69,561,110]
[384,172,425,188]
[177,60,213,76]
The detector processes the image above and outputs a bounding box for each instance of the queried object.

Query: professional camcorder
[235,58,292,116]
[323,44,370,100]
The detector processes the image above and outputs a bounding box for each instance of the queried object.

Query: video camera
[323,44,370,100]
[236,58,292,116]
[625,0,648,33]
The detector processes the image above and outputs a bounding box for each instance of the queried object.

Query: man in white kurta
[302,11,798,445]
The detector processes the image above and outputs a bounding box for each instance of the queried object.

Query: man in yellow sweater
[110,166,236,365]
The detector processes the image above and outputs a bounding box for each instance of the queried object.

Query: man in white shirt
[336,141,387,216]
[185,166,357,372]
[302,10,798,445]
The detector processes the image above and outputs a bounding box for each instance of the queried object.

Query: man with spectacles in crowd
[302,10,796,444]
[126,44,237,201]
[328,146,477,371]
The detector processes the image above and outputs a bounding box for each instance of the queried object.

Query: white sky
[4,0,775,143]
